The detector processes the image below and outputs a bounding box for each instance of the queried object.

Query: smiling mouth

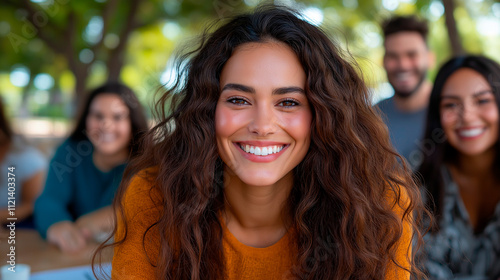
[97,133,117,143]
[393,71,417,83]
[238,144,287,156]
[457,128,485,138]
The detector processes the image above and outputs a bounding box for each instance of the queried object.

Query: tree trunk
[442,0,465,56]
[107,0,142,82]
[73,67,89,118]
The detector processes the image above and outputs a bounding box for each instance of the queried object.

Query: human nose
[458,102,477,124]
[98,117,114,131]
[397,57,412,70]
[247,104,277,136]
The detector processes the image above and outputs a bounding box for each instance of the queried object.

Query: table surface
[0,228,113,273]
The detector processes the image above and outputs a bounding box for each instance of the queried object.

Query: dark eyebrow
[273,87,305,95]
[221,83,255,94]
[473,90,493,97]
[441,90,493,100]
[440,95,460,100]
[221,83,305,95]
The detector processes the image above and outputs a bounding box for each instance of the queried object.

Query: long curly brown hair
[95,5,425,279]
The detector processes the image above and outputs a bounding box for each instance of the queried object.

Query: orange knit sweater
[112,170,411,279]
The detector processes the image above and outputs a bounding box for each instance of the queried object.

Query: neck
[451,149,496,179]
[223,169,293,247]
[393,80,432,113]
[92,149,129,172]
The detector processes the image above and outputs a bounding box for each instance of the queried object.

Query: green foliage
[0,0,499,120]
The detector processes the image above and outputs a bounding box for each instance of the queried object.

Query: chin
[239,174,282,187]
[95,145,127,156]
[394,90,415,98]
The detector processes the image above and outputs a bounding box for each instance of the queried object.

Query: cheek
[440,110,455,130]
[484,106,499,126]
[215,106,247,138]
[215,106,230,139]
[118,120,132,138]
[283,111,312,143]
[418,58,428,69]
[86,118,99,134]
[383,58,397,70]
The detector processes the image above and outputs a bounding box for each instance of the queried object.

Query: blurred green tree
[0,0,499,118]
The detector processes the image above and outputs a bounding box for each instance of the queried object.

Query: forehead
[384,31,427,53]
[442,68,492,97]
[220,41,305,88]
[89,93,129,113]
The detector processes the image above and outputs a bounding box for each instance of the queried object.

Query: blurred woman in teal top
[34,83,148,253]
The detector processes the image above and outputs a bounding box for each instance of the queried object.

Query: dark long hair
[97,5,425,279]
[418,55,500,221]
[0,98,13,145]
[69,82,148,157]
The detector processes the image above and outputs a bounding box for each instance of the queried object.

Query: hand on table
[46,207,114,252]
[47,221,88,253]
[75,206,114,242]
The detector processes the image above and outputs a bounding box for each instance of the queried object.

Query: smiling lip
[456,127,485,140]
[234,141,289,163]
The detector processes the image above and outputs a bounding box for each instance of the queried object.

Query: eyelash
[226,97,250,106]
[441,103,457,109]
[277,98,300,108]
[225,97,301,108]
[478,98,492,105]
[441,98,494,111]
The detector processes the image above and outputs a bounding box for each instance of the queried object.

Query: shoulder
[113,167,163,278]
[121,167,163,221]
[7,139,47,177]
[384,182,412,217]
[51,138,93,160]
[374,97,394,111]
[124,167,161,200]
[9,144,45,164]
[384,183,413,279]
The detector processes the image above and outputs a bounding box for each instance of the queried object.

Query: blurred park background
[1,0,499,155]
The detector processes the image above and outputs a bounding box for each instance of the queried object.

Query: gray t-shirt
[0,138,47,208]
[376,97,427,169]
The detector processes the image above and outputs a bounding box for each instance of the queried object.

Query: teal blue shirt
[34,139,126,239]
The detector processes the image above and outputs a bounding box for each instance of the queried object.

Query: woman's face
[86,93,132,156]
[440,68,498,157]
[215,42,312,187]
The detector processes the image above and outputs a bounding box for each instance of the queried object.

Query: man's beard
[392,70,427,99]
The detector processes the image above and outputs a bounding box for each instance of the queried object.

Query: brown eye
[441,102,458,109]
[477,98,492,105]
[114,114,128,122]
[227,97,249,105]
[90,112,105,121]
[278,99,299,108]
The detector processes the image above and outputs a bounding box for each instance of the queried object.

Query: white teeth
[458,128,484,138]
[239,144,285,156]
[396,72,410,81]
[101,134,115,142]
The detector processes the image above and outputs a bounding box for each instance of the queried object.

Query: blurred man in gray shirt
[376,15,435,169]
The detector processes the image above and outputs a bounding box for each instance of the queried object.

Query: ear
[427,50,436,69]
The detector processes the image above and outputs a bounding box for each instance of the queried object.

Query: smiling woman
[216,42,312,189]
[33,83,148,253]
[100,5,426,280]
[418,55,500,279]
